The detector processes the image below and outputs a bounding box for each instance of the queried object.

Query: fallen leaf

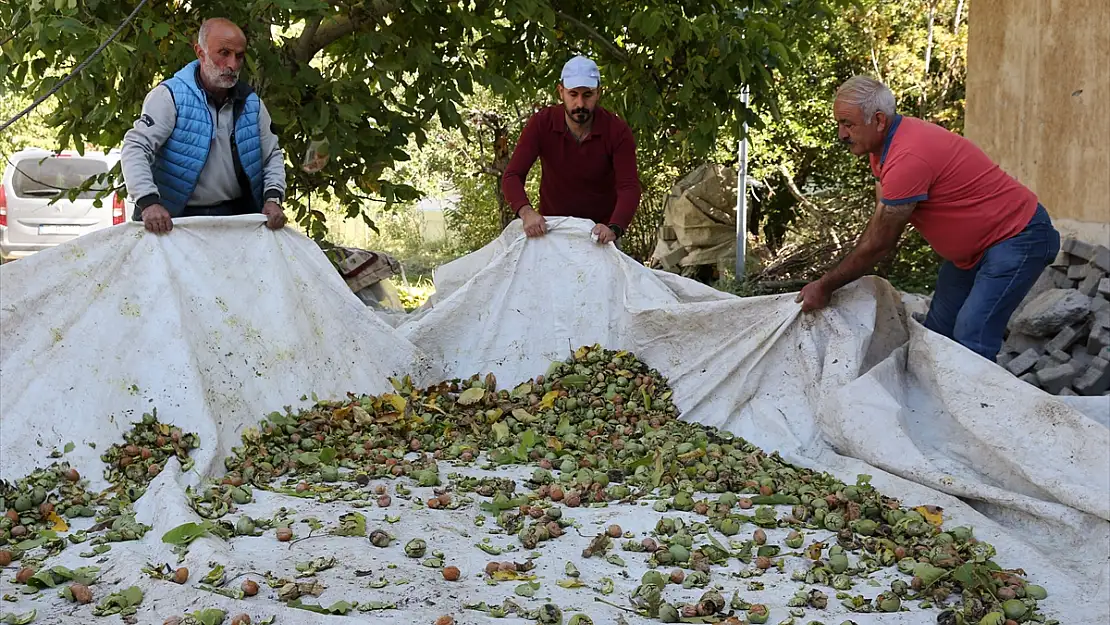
[914,505,944,526]
[47,511,67,532]
[458,388,485,405]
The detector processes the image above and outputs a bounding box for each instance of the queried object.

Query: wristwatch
[608,224,624,239]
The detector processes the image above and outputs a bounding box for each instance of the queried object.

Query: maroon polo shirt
[502,105,641,229]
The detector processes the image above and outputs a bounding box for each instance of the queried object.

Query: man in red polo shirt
[797,75,1061,360]
[502,55,642,244]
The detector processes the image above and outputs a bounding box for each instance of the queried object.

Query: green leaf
[514,581,539,597]
[559,374,590,388]
[63,442,74,453]
[491,422,510,443]
[191,608,226,625]
[122,586,142,605]
[151,22,170,39]
[0,610,36,624]
[297,452,320,466]
[161,522,211,546]
[201,564,225,586]
[335,512,366,537]
[458,388,485,405]
[319,447,337,465]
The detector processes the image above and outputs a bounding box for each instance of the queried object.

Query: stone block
[1059,387,1078,396]
[1019,372,1040,387]
[1035,354,1056,371]
[1074,358,1110,395]
[1050,250,1070,268]
[1078,273,1102,297]
[1002,331,1044,354]
[1046,324,1087,353]
[1093,245,1110,272]
[1050,268,1074,289]
[1048,349,1071,363]
[1036,362,1080,394]
[1100,277,1110,298]
[1067,264,1088,281]
[1092,296,1110,315]
[1010,289,1092,337]
[1071,345,1095,369]
[1005,348,1041,376]
[1095,309,1110,330]
[1063,238,1096,261]
[1088,324,1110,355]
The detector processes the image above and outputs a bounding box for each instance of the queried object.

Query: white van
[0,148,132,260]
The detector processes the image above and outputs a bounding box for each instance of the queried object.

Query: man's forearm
[819,201,914,291]
[120,134,160,204]
[819,240,895,291]
[258,100,287,201]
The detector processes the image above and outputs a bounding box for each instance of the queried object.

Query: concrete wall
[964,0,1110,245]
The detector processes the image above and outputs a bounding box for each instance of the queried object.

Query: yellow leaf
[48,511,68,532]
[491,571,537,582]
[539,391,560,410]
[511,408,534,422]
[485,408,504,423]
[574,346,590,360]
[614,350,628,358]
[422,402,447,415]
[333,405,352,420]
[914,505,944,526]
[381,394,407,412]
[546,437,563,452]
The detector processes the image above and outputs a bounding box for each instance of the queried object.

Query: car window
[10,157,110,200]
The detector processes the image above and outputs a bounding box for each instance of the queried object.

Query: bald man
[121,18,287,233]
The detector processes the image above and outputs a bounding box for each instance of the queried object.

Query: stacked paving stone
[998,238,1110,396]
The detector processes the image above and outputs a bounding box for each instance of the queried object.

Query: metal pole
[735,85,750,280]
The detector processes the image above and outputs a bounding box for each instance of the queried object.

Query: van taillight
[0,185,7,227]
[112,193,125,225]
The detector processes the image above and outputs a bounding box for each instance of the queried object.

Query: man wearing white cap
[502,55,642,244]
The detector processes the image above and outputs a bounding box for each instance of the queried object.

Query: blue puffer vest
[151,60,264,216]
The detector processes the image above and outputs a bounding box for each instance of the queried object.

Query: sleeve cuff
[135,194,161,210]
[264,189,284,202]
[881,194,927,206]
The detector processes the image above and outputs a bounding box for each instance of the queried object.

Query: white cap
[561,55,600,89]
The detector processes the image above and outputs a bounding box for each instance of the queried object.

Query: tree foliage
[710,0,970,291]
[0,0,838,239]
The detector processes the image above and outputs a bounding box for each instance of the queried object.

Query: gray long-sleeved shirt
[121,82,287,210]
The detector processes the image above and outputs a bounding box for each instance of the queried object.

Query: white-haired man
[797,75,1061,361]
[502,55,642,244]
[121,18,287,234]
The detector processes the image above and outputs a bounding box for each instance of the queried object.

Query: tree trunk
[953,0,965,33]
[920,0,938,116]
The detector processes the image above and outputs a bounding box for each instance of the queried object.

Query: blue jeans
[923,204,1060,360]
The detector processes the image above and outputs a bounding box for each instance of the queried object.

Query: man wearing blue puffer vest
[121,18,287,233]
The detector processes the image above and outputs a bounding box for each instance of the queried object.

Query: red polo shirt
[870,115,1038,269]
[502,105,642,229]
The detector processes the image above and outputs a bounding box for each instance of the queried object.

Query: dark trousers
[182,197,254,217]
[923,204,1061,360]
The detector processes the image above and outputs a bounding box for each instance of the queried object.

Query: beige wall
[965,0,1110,245]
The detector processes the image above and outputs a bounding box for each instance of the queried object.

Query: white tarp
[1,216,1107,624]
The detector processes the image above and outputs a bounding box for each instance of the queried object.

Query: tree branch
[294,1,398,63]
[778,164,817,212]
[554,10,629,63]
[295,17,323,62]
